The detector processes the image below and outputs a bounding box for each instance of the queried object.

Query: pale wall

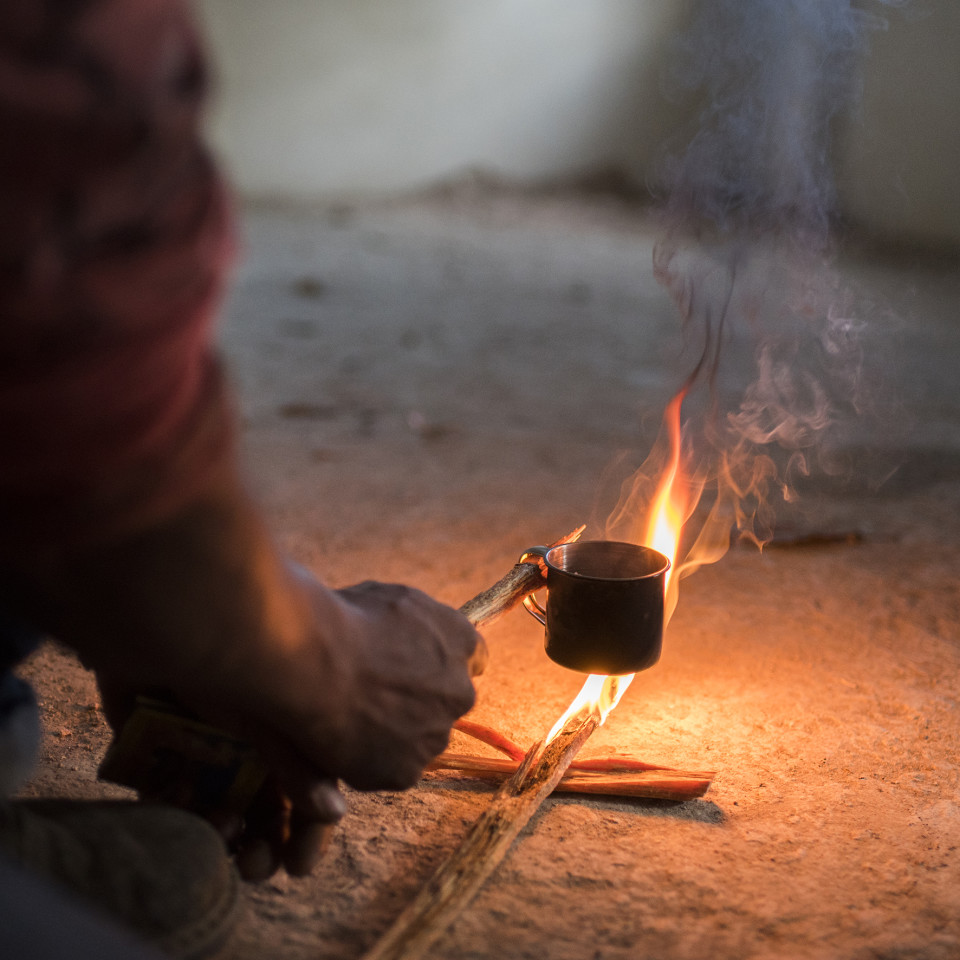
[835,1,960,248]
[197,0,959,247]
[196,0,692,194]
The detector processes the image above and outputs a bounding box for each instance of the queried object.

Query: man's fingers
[284,815,335,877]
[235,779,343,879]
[234,732,346,878]
[468,635,488,677]
[248,730,347,822]
[235,838,281,882]
[303,779,348,822]
[234,779,289,881]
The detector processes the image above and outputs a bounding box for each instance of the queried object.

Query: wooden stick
[425,752,714,802]
[450,718,527,761]
[458,525,585,628]
[449,717,713,776]
[361,711,601,960]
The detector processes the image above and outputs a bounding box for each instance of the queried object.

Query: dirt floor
[16,187,960,960]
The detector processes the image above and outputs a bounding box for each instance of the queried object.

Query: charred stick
[452,525,585,755]
[457,561,544,629]
[362,710,600,960]
[364,529,661,958]
[457,524,585,628]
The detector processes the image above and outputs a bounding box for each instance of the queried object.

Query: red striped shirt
[0,0,235,550]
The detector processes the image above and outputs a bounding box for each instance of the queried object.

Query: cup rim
[545,539,671,582]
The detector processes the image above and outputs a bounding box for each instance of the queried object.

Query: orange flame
[605,385,736,624]
[544,388,707,744]
[544,673,632,744]
[643,391,691,601]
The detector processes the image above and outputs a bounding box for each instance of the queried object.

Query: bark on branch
[362,712,601,960]
[458,524,584,628]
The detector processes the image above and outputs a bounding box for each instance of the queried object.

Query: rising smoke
[659,0,899,242]
[607,0,904,573]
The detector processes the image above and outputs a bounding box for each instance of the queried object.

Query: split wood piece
[361,712,600,960]
[458,524,585,628]
[425,752,714,802]
[452,717,706,772]
[450,718,527,761]
[448,718,715,794]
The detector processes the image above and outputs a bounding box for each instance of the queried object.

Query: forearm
[0,465,349,712]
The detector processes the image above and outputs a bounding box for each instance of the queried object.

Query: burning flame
[544,673,632,744]
[545,391,694,744]
[539,0,875,752]
[643,391,691,603]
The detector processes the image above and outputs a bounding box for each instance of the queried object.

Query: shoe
[0,799,241,960]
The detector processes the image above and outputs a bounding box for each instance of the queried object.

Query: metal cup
[521,540,670,675]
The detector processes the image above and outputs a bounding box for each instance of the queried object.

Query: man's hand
[304,576,483,790]
[1,474,486,879]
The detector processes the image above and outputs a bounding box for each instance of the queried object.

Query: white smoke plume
[659,0,903,243]
[607,0,904,562]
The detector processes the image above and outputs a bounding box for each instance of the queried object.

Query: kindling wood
[361,528,715,960]
[361,710,602,960]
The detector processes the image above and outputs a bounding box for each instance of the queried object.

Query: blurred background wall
[196,0,959,249]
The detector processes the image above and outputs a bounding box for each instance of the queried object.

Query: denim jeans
[0,854,166,960]
[0,613,165,958]
[0,610,43,798]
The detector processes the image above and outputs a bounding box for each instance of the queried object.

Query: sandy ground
[16,188,960,960]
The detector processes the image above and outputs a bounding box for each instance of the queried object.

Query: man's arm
[0,460,483,875]
[0,0,483,877]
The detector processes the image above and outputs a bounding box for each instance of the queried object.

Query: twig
[450,718,705,774]
[570,755,668,772]
[362,711,600,960]
[425,752,714,802]
[451,719,526,761]
[446,719,714,797]
[458,524,584,628]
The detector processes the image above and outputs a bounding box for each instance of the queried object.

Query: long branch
[361,712,600,960]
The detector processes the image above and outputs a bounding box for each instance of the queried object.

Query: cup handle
[517,545,548,625]
[522,592,547,625]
